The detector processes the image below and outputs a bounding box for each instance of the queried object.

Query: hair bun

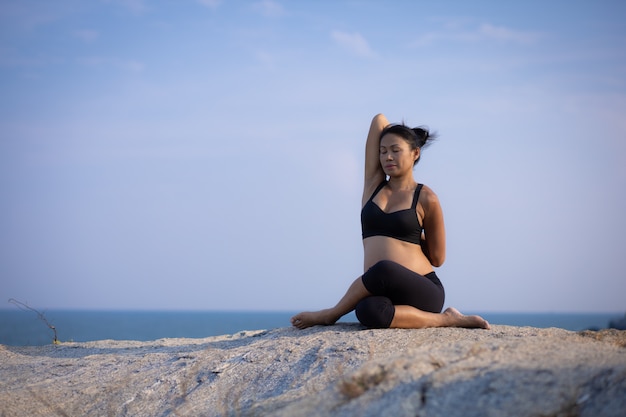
[412,127,429,147]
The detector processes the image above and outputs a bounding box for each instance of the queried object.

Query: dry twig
[8,298,59,344]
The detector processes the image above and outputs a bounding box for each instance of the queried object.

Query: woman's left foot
[443,307,490,329]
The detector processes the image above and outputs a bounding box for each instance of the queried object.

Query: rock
[1,324,625,417]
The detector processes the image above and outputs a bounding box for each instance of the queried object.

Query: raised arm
[363,113,389,205]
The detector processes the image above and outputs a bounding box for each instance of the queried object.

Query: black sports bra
[361,181,423,245]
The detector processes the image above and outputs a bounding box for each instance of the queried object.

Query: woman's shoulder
[417,184,441,207]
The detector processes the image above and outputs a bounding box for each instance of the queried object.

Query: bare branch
[8,298,59,344]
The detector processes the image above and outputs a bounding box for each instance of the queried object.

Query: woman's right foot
[291,309,338,329]
[443,307,490,329]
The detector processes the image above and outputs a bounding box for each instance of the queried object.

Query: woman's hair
[380,123,438,165]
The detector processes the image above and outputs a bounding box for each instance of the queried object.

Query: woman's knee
[362,260,399,294]
[355,296,394,329]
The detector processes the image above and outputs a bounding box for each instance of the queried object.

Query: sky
[1,0,625,313]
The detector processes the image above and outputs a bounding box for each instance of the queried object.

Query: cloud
[0,2,63,31]
[74,29,99,43]
[251,0,285,17]
[478,23,541,44]
[254,49,276,70]
[331,30,376,58]
[78,56,145,73]
[412,22,541,47]
[103,0,149,14]
[119,59,145,73]
[0,48,46,69]
[197,0,221,9]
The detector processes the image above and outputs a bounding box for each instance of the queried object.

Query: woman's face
[379,133,420,176]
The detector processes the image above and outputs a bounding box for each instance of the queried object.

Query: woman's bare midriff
[363,236,433,276]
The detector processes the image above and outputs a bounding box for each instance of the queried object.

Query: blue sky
[1,0,625,313]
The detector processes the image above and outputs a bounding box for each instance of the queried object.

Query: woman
[291,114,490,330]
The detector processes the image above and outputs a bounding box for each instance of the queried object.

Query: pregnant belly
[363,236,433,275]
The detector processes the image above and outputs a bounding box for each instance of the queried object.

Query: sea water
[0,310,622,346]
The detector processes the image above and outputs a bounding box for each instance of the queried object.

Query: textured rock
[1,324,625,417]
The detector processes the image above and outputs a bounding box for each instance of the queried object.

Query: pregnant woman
[291,114,490,330]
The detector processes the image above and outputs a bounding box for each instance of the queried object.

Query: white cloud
[252,0,285,17]
[78,56,145,73]
[412,22,541,47]
[74,29,99,43]
[254,49,276,70]
[103,0,148,14]
[331,30,376,59]
[0,2,63,31]
[478,23,541,44]
[119,59,145,73]
[0,47,45,68]
[197,0,221,9]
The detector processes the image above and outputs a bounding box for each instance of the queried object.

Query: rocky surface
[1,324,625,417]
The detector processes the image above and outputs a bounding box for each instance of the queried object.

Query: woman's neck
[386,175,417,191]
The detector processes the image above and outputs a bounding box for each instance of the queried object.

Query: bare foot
[443,307,490,329]
[291,309,338,330]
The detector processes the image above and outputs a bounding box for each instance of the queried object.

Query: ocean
[0,310,623,346]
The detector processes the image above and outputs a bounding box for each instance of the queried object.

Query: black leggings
[355,260,445,328]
